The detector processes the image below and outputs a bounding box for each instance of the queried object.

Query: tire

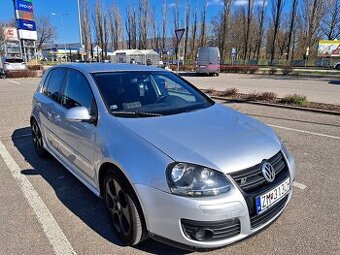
[31,119,48,158]
[104,170,145,246]
[336,65,340,70]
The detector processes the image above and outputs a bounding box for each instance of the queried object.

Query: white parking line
[0,141,76,255]
[7,80,20,85]
[292,181,307,190]
[269,124,340,140]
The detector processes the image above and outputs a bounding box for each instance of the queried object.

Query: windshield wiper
[112,111,163,117]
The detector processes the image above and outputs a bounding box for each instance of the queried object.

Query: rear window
[5,59,24,63]
[44,68,67,103]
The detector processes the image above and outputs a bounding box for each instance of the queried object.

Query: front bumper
[135,151,295,249]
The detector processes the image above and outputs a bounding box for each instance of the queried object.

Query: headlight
[166,163,230,196]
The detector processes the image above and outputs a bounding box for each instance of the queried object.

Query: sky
[0,0,291,44]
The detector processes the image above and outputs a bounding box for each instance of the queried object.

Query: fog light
[193,229,214,241]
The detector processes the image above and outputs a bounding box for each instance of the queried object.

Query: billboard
[17,19,36,31]
[318,40,340,57]
[18,30,37,40]
[4,27,19,41]
[15,0,33,12]
[13,0,37,40]
[16,10,34,21]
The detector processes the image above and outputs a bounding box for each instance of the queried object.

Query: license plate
[199,65,206,68]
[256,178,290,214]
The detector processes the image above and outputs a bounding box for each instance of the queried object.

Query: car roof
[53,63,167,74]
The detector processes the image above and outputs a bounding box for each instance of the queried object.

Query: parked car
[196,47,221,76]
[1,57,27,71]
[334,62,340,70]
[31,64,295,250]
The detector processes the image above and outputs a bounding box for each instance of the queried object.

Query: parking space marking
[292,181,307,190]
[0,141,77,255]
[7,80,21,85]
[269,124,340,140]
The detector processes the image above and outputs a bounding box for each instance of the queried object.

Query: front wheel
[104,171,146,246]
[335,65,340,70]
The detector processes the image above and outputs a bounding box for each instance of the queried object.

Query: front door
[58,69,98,181]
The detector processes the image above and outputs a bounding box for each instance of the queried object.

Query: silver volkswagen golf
[31,64,295,250]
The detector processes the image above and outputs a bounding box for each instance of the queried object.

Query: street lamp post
[76,0,84,60]
[51,12,68,62]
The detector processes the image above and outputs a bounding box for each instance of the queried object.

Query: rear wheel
[335,65,340,70]
[31,119,48,157]
[104,171,145,246]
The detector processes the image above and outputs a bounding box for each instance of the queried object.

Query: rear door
[40,68,68,152]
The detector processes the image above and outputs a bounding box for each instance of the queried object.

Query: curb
[209,95,340,116]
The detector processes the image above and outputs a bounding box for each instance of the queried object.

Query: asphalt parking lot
[184,73,340,105]
[0,77,339,255]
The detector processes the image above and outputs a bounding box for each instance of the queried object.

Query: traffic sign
[175,28,185,44]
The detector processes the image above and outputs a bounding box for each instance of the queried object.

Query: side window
[61,70,97,115]
[44,68,67,103]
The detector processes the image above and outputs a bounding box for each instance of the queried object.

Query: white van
[196,47,221,76]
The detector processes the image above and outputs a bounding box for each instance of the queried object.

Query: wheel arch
[98,162,149,234]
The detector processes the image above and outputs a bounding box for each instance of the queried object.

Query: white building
[111,49,160,65]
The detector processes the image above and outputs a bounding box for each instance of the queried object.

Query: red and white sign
[4,27,19,41]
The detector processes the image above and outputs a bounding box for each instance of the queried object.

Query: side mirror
[65,107,93,123]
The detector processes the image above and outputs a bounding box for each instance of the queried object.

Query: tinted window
[93,71,213,117]
[44,68,67,102]
[61,70,97,115]
[6,59,24,63]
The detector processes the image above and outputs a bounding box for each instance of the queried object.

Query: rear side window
[61,70,97,115]
[44,68,67,103]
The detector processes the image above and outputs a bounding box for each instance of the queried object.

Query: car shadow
[179,72,198,77]
[12,127,190,255]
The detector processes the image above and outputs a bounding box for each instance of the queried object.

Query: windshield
[92,71,214,117]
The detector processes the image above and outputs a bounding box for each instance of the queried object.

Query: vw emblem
[262,162,275,182]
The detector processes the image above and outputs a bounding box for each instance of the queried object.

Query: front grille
[181,218,240,241]
[230,151,287,193]
[250,194,288,229]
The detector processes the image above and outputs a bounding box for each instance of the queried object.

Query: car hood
[117,104,281,174]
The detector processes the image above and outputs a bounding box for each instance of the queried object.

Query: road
[0,78,339,255]
[183,73,340,105]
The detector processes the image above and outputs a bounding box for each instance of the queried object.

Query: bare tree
[321,0,340,40]
[243,0,253,61]
[138,0,150,49]
[199,0,207,47]
[93,0,105,61]
[126,4,137,49]
[286,0,298,61]
[270,0,284,64]
[255,0,267,61]
[36,16,56,50]
[161,0,167,49]
[149,6,159,49]
[184,0,190,60]
[300,0,325,57]
[191,0,199,58]
[109,4,123,51]
[220,0,233,61]
[80,0,92,59]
